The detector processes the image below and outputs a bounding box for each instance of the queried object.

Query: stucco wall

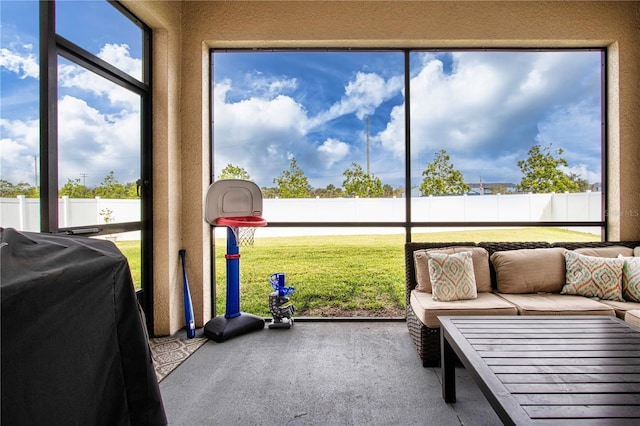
[124,0,640,335]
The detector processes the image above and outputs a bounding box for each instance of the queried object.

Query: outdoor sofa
[405,240,640,367]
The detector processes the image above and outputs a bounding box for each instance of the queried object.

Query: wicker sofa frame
[405,240,640,367]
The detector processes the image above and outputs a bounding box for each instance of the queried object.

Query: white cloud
[311,72,403,126]
[214,90,308,142]
[213,80,312,183]
[246,73,297,98]
[58,53,140,111]
[377,104,405,160]
[0,118,39,184]
[408,55,505,154]
[564,164,600,184]
[96,44,142,80]
[317,138,349,167]
[55,95,140,185]
[0,45,38,79]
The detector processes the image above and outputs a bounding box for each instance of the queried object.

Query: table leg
[442,331,456,403]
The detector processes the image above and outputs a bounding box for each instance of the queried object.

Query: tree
[311,184,343,198]
[94,171,128,199]
[273,156,311,198]
[218,164,251,180]
[261,187,279,198]
[0,180,39,198]
[569,173,590,192]
[489,184,509,195]
[342,163,384,197]
[516,144,580,193]
[323,184,343,198]
[419,150,470,196]
[383,184,404,198]
[125,181,140,198]
[59,178,93,198]
[0,180,13,197]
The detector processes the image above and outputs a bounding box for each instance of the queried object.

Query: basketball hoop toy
[203,179,268,342]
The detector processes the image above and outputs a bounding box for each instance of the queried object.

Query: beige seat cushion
[575,246,634,258]
[491,247,566,293]
[495,293,615,316]
[414,246,491,293]
[410,290,518,328]
[599,299,640,319]
[625,310,640,328]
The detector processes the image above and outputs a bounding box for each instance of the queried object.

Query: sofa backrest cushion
[575,246,634,258]
[490,247,566,293]
[414,246,492,293]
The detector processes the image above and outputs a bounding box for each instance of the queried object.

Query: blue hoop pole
[224,226,241,318]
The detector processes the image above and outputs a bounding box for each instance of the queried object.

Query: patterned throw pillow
[427,251,477,301]
[561,250,624,301]
[621,256,640,302]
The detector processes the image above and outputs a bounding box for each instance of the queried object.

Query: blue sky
[1,1,603,192]
[213,49,602,190]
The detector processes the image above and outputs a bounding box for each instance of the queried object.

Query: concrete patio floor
[159,321,502,425]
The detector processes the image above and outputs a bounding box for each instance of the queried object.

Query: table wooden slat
[473,343,640,351]
[469,337,640,344]
[477,350,640,357]
[491,364,640,374]
[485,357,640,366]
[514,392,640,405]
[524,405,640,419]
[505,382,640,393]
[497,373,640,383]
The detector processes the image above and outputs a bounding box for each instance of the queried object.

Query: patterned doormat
[149,335,208,382]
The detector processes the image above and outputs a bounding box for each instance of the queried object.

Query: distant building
[409,182,518,197]
[468,182,517,195]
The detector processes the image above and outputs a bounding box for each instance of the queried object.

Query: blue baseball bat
[179,249,196,338]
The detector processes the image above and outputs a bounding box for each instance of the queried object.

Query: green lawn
[114,240,141,290]
[215,233,407,317]
[213,227,597,317]
[117,227,598,317]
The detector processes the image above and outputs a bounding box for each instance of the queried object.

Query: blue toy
[268,272,295,329]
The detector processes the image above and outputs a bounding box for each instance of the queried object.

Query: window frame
[39,0,155,331]
[210,47,607,242]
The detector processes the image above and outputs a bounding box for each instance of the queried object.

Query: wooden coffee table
[439,316,640,425]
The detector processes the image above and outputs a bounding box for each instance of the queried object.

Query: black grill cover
[1,228,166,425]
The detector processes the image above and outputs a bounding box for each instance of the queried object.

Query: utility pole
[366,117,370,176]
[34,155,38,187]
[80,173,88,187]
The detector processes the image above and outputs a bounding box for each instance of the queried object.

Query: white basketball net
[230,226,257,247]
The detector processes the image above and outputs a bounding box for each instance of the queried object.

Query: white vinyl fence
[1,191,601,240]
